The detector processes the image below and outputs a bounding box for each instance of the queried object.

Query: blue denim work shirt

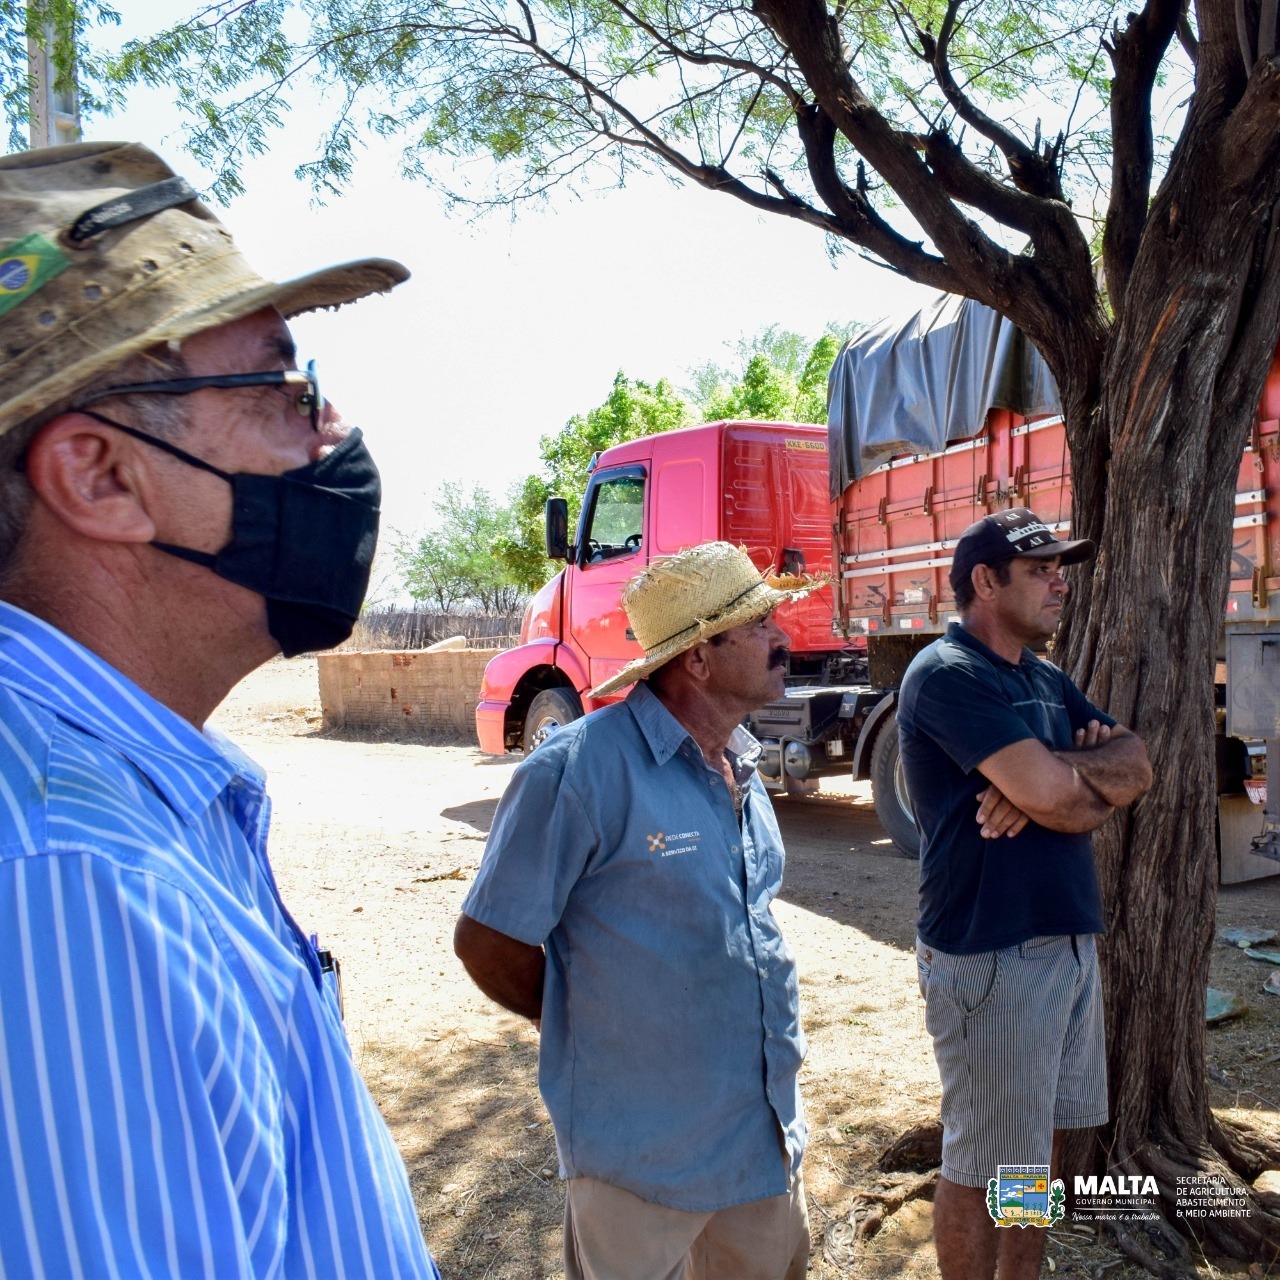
[462,682,807,1212]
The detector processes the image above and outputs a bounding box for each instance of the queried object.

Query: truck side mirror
[545,497,570,560]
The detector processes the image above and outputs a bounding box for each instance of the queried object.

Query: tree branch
[1102,0,1182,317]
[920,0,1065,201]
[753,1,995,256]
[1236,0,1255,70]
[1176,3,1198,63]
[721,77,766,168]
[1260,0,1279,58]
[509,32,849,240]
[1220,55,1280,188]
[608,0,803,106]
[792,102,960,291]
[921,129,1053,236]
[598,116,848,239]
[752,0,1078,322]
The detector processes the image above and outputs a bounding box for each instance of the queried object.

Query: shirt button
[732,844,740,853]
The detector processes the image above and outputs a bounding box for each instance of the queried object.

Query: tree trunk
[1051,59,1280,1270]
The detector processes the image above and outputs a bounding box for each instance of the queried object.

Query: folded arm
[1055,725,1152,807]
[975,723,1150,837]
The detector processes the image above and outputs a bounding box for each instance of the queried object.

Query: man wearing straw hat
[455,541,816,1280]
[0,143,439,1277]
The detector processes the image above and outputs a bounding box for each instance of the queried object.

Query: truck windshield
[582,474,645,563]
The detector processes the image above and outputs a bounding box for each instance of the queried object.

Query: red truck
[477,306,1280,881]
[474,417,850,761]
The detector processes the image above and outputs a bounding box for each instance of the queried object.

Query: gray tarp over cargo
[826,293,1062,499]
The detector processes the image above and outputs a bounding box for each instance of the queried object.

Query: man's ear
[679,640,715,684]
[971,562,998,601]
[21,414,157,545]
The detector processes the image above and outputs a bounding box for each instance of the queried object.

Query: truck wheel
[870,725,921,859]
[523,688,583,754]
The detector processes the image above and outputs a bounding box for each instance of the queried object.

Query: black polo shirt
[897,622,1114,954]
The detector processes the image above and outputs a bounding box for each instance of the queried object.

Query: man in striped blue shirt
[0,143,440,1278]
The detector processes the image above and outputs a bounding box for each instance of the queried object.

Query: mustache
[768,647,790,669]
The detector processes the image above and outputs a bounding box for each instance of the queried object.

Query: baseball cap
[949,507,1094,590]
[0,141,410,437]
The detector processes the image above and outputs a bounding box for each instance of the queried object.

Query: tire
[522,688,583,754]
[870,723,921,859]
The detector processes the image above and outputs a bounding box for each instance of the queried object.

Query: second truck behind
[476,301,1280,879]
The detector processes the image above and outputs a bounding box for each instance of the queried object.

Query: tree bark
[1050,49,1280,1268]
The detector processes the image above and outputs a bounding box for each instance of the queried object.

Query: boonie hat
[0,140,410,436]
[589,541,822,699]
[949,507,1094,590]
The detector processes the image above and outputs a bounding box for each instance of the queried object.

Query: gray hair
[0,345,190,582]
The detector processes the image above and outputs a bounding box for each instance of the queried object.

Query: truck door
[568,463,648,695]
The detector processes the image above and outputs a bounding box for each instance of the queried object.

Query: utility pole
[27,28,81,148]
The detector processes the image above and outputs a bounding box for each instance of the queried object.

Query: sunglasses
[76,358,324,432]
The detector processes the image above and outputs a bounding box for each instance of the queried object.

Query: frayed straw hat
[0,141,409,436]
[589,541,822,699]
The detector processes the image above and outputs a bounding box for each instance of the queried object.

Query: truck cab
[475,420,837,755]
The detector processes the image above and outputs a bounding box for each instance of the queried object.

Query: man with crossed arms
[899,508,1151,1280]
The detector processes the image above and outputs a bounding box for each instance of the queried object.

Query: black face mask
[81,413,380,657]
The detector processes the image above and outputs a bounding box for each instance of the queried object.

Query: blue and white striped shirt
[0,602,440,1280]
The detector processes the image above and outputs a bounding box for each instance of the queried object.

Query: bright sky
[80,10,938,538]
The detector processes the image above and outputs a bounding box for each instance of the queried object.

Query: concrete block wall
[317,649,499,738]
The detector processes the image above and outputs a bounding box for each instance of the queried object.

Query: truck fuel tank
[749,685,883,782]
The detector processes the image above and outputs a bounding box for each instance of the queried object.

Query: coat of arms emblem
[986,1166,1066,1228]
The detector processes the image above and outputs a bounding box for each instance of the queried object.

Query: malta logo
[646,832,665,853]
[986,1166,1065,1228]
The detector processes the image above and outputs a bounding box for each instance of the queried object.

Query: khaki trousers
[563,1171,810,1280]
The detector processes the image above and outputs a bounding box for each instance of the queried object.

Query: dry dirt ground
[210,657,1280,1280]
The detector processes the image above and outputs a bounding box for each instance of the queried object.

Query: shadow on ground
[308,724,474,745]
[360,1031,565,1280]
[359,1026,947,1280]
[442,798,501,834]
[773,790,921,953]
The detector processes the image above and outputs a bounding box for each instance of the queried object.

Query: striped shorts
[915,934,1108,1188]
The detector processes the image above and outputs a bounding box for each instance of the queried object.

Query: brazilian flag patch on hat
[0,233,70,317]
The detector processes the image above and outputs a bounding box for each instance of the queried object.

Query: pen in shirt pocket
[310,932,345,1021]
